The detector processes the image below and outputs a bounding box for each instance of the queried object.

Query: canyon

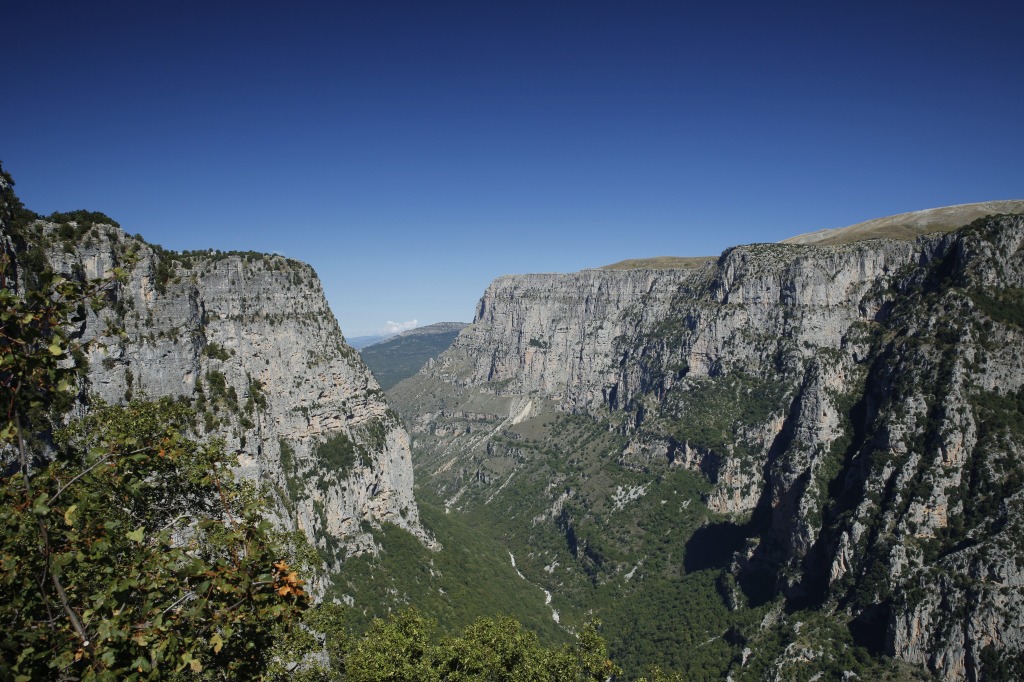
[391,206,1024,679]
[5,159,1023,679]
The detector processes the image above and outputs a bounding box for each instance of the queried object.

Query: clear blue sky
[4,1,1023,337]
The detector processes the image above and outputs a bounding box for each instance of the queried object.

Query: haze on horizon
[4,1,1023,337]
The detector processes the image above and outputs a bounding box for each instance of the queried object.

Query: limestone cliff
[393,211,1024,679]
[2,204,430,572]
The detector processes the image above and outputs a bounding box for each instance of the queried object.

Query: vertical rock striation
[3,211,431,572]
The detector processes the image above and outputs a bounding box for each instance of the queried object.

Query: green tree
[339,610,619,681]
[1,260,308,680]
[264,602,350,681]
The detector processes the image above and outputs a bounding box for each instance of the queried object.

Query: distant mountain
[783,200,1024,245]
[347,333,395,349]
[360,322,468,390]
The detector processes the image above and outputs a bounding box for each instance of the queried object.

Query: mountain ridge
[347,333,394,349]
[359,322,468,390]
[781,199,1024,245]
[361,321,468,349]
[391,210,1024,679]
[591,201,1024,274]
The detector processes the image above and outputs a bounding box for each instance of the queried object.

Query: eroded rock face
[9,219,430,572]
[454,269,695,410]
[889,490,1024,680]
[393,214,1024,679]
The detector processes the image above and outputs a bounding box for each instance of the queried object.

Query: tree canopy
[0,260,308,680]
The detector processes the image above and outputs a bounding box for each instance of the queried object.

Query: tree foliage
[1,401,309,680]
[1,259,308,680]
[337,610,618,682]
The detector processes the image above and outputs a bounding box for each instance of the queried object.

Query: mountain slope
[599,256,714,270]
[391,209,1024,679]
[348,333,394,349]
[359,322,467,390]
[782,200,1024,245]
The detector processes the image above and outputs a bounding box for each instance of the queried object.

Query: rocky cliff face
[393,213,1024,679]
[3,209,430,573]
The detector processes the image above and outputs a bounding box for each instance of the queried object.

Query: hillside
[7,159,1023,680]
[1,162,578,660]
[390,209,1024,679]
[347,333,394,349]
[782,200,1024,245]
[359,322,467,390]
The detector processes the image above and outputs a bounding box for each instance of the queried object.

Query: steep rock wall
[8,218,430,570]
[395,214,1024,679]
[445,269,695,410]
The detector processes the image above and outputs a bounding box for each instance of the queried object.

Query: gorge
[390,203,1024,680]
[4,158,1024,679]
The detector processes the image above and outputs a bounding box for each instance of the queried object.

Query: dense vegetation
[333,495,567,642]
[0,262,307,680]
[0,238,622,681]
[356,406,920,680]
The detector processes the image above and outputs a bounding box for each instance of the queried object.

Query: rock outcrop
[393,210,1024,679]
[1,189,431,572]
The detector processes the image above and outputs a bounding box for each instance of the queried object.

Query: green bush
[203,341,232,361]
[316,432,369,475]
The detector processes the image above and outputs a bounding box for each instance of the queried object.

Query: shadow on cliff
[790,389,875,611]
[683,506,776,607]
[683,383,803,608]
[785,328,915,655]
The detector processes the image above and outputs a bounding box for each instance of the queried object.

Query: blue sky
[4,1,1023,337]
